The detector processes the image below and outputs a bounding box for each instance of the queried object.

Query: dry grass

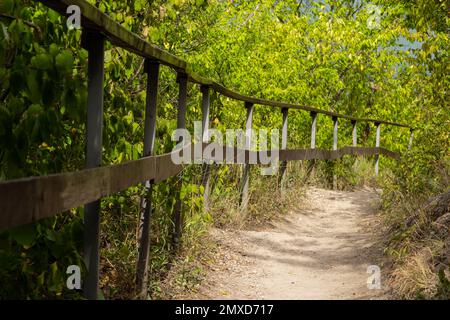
[152,232,216,299]
[382,186,450,299]
[388,243,443,299]
[208,161,308,229]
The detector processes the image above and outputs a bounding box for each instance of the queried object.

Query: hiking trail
[187,187,389,300]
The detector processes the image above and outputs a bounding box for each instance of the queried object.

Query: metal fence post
[311,112,317,149]
[332,116,338,189]
[352,120,357,147]
[279,108,288,191]
[200,85,211,209]
[408,128,414,150]
[306,111,317,180]
[240,102,254,211]
[375,122,381,176]
[82,29,105,300]
[332,116,338,151]
[136,59,160,299]
[172,73,188,247]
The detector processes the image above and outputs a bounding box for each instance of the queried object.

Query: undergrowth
[381,150,450,299]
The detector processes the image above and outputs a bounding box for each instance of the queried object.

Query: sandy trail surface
[187,187,388,300]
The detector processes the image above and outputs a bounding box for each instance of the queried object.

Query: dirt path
[189,187,389,300]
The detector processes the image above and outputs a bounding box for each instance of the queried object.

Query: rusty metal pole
[82,29,105,300]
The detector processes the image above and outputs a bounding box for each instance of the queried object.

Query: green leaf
[49,43,59,57]
[47,9,60,23]
[26,71,41,103]
[9,224,36,247]
[27,104,43,116]
[134,0,142,11]
[55,50,74,73]
[31,53,53,70]
[37,272,45,286]
[45,229,56,242]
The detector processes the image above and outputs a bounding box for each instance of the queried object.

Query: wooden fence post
[240,102,254,211]
[332,116,338,189]
[200,85,211,209]
[408,128,414,150]
[279,108,288,191]
[81,29,105,300]
[375,122,381,176]
[136,59,159,299]
[352,120,357,147]
[172,72,188,247]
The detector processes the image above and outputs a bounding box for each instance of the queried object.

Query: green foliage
[0,214,84,299]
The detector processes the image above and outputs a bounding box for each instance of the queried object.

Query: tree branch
[0,13,43,41]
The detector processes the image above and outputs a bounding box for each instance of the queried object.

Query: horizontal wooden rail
[279,146,400,161]
[0,148,186,232]
[189,144,400,163]
[0,143,398,232]
[38,0,411,129]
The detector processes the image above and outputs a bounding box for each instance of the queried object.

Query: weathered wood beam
[0,145,400,233]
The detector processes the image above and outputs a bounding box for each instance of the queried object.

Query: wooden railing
[0,0,414,299]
